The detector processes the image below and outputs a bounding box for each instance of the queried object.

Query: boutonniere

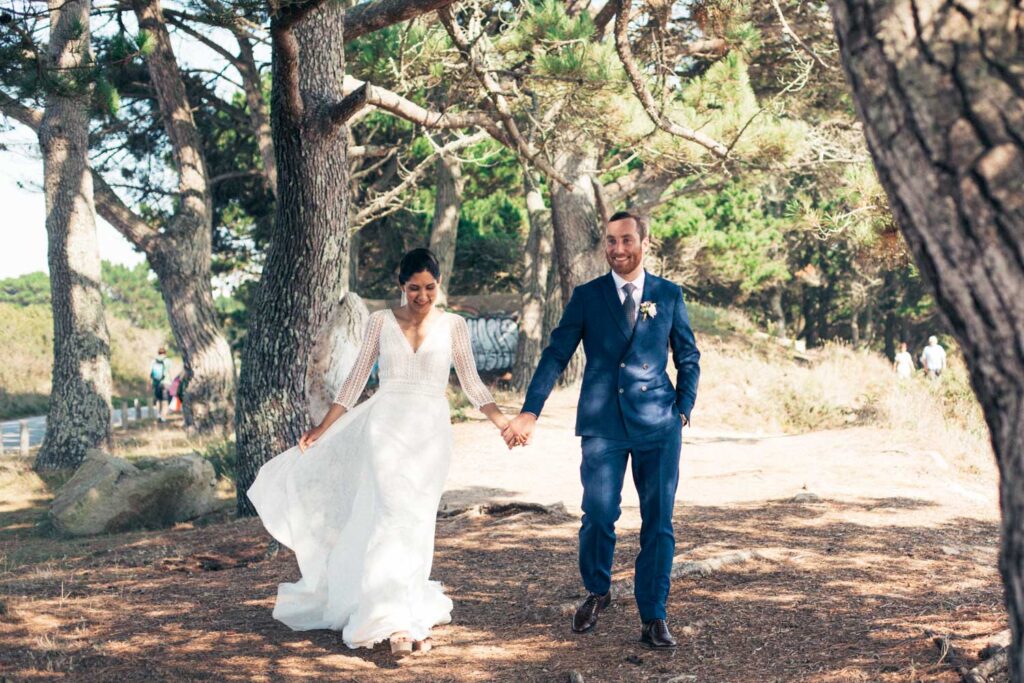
[639,301,657,320]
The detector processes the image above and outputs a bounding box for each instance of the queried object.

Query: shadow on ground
[0,493,1005,682]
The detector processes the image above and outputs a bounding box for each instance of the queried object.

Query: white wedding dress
[247,309,494,647]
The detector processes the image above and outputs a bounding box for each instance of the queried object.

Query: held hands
[501,412,536,450]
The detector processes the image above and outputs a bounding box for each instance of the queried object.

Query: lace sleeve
[333,310,385,410]
[451,314,495,409]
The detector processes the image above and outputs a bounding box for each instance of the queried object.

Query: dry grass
[0,303,169,419]
[689,305,991,473]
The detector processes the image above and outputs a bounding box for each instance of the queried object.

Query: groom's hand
[502,412,537,449]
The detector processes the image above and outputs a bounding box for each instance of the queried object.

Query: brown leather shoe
[640,619,677,649]
[572,592,611,633]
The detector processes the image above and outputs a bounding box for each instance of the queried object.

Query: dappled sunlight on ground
[0,491,1005,682]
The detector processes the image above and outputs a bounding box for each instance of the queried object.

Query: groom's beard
[607,251,644,276]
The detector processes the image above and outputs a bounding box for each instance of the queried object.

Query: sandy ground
[0,387,1006,682]
[448,386,997,522]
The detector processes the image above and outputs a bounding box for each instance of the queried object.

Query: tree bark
[236,34,278,198]
[850,303,861,347]
[549,149,605,386]
[130,0,236,432]
[512,170,552,392]
[817,281,834,343]
[802,286,819,347]
[829,1,1024,676]
[768,286,787,337]
[428,150,464,304]
[148,244,236,430]
[34,0,113,471]
[235,3,352,515]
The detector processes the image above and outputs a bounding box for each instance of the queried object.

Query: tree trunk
[850,303,861,347]
[132,0,235,433]
[549,149,605,386]
[817,282,834,344]
[235,3,351,515]
[829,2,1024,676]
[802,287,819,347]
[149,244,235,432]
[349,223,361,292]
[35,0,112,471]
[512,170,552,392]
[768,286,787,337]
[428,151,464,304]
[884,310,896,360]
[863,297,876,346]
[882,270,898,359]
[237,34,278,198]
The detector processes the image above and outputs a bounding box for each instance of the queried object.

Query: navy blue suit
[522,271,700,620]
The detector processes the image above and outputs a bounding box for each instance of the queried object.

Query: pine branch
[613,0,728,157]
[322,76,507,141]
[352,131,489,229]
[0,91,160,250]
[438,6,572,188]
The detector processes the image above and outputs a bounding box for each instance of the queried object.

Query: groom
[503,210,700,648]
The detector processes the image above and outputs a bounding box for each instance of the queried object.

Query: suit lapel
[601,273,633,340]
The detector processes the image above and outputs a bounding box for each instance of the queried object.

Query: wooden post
[19,420,29,456]
[134,398,141,421]
[120,400,129,428]
[148,396,155,421]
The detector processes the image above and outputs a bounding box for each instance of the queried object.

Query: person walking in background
[920,335,947,379]
[168,372,184,413]
[893,342,914,379]
[150,348,171,422]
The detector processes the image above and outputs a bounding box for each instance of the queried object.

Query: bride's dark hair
[398,248,441,285]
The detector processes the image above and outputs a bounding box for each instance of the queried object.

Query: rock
[49,450,219,536]
[790,492,822,503]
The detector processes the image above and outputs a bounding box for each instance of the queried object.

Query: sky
[0,126,146,279]
[0,10,258,281]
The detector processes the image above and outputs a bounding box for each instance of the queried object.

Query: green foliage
[514,0,614,82]
[656,182,790,299]
[135,30,155,57]
[201,438,237,481]
[0,272,51,307]
[95,77,120,116]
[0,391,49,421]
[215,290,250,353]
[100,262,168,331]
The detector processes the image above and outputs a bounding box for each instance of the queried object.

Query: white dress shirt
[611,269,645,308]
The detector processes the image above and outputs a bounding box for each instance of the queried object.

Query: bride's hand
[298,426,324,452]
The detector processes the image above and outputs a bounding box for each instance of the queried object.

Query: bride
[247,248,511,656]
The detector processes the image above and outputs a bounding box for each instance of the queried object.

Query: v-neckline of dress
[389,308,446,355]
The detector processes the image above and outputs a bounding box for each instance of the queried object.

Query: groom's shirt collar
[610,269,645,305]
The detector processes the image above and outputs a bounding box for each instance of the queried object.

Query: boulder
[49,450,219,536]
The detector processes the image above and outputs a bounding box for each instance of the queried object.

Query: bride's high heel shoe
[389,632,414,657]
[413,637,433,655]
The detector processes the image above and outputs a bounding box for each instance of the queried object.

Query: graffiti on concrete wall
[464,315,519,373]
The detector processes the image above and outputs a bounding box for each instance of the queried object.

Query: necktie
[622,282,636,329]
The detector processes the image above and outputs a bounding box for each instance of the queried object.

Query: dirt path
[0,387,1005,682]
[449,386,998,522]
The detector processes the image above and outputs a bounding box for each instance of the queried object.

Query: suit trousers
[578,421,682,621]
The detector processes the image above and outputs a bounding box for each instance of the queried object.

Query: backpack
[150,359,167,382]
